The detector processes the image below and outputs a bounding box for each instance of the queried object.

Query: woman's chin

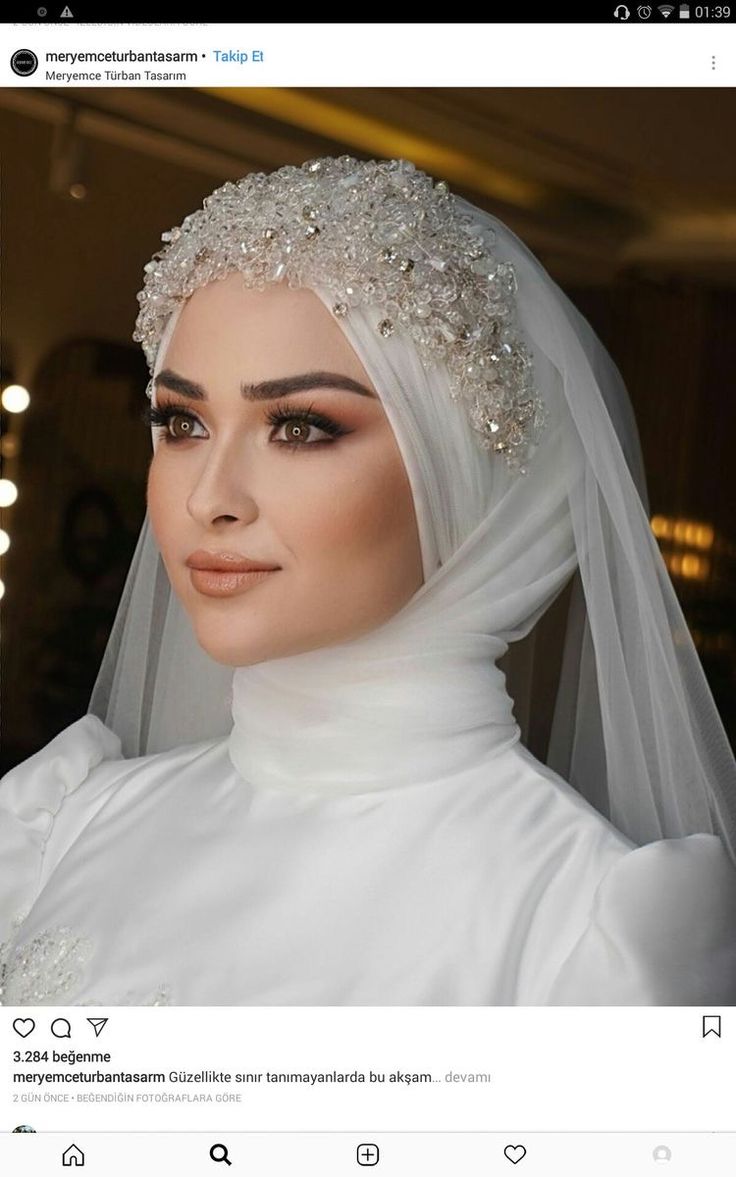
[195,634,271,668]
[192,619,310,667]
[186,615,257,666]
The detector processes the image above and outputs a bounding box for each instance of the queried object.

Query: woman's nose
[186,440,259,527]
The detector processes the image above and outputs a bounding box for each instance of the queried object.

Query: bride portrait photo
[1,90,735,1007]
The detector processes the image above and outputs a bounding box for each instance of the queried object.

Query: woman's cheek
[320,450,415,568]
[147,465,183,561]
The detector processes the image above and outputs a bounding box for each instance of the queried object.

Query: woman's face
[147,274,424,667]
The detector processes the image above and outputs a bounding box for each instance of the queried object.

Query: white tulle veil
[88,170,736,865]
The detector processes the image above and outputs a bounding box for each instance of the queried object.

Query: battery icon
[680,3,690,15]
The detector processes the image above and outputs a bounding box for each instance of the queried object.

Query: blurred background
[1,86,735,771]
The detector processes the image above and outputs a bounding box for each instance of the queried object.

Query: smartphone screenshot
[1,11,735,1175]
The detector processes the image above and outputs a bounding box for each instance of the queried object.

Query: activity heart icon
[504,1144,527,1164]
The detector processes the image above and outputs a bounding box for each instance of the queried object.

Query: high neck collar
[226,628,520,797]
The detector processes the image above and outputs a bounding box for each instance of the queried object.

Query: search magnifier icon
[210,1143,232,1165]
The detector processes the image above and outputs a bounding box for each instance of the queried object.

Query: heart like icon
[504,1144,527,1164]
[13,1018,35,1038]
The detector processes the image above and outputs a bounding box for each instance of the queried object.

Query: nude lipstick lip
[185,550,280,573]
[185,550,281,598]
[188,568,278,597]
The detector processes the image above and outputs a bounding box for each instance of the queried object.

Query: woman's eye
[167,412,205,441]
[271,417,335,445]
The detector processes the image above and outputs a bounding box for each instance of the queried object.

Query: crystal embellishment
[0,924,93,1005]
[134,156,547,472]
[0,919,173,1007]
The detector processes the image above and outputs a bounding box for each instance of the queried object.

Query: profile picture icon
[13,1125,36,1132]
[10,49,38,77]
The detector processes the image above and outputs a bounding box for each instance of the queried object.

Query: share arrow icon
[87,1017,108,1037]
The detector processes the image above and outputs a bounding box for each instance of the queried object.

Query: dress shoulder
[0,714,122,943]
[543,832,736,1004]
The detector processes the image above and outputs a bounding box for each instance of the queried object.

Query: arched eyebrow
[154,369,376,402]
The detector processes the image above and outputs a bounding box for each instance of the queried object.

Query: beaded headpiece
[134,156,547,473]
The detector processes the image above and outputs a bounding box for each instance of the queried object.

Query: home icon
[62,1143,85,1166]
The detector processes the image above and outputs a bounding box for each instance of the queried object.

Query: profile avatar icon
[13,1124,36,1132]
[10,49,39,77]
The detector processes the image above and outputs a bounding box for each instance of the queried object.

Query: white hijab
[88,198,736,862]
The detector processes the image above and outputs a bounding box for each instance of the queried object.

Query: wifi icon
[658,3,675,13]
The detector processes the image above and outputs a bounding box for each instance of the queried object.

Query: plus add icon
[356,1141,380,1166]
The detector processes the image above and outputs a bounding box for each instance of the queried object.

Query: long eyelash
[138,402,189,430]
[140,402,199,442]
[265,400,347,446]
[140,403,160,428]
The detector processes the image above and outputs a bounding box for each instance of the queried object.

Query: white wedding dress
[2,657,736,1006]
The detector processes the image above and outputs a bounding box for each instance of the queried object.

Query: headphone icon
[614,4,631,15]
